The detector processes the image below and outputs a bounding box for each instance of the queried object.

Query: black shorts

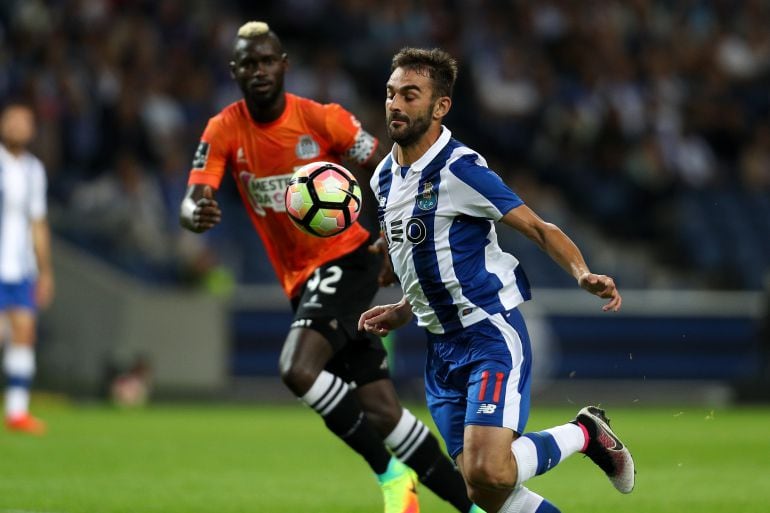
[290,242,390,387]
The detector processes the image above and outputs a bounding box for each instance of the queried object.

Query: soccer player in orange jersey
[180,22,482,513]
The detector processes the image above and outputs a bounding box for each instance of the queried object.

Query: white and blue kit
[0,143,47,310]
[371,127,534,458]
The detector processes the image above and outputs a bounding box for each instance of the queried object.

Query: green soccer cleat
[378,458,420,513]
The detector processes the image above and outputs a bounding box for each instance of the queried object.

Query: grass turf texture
[1,403,768,513]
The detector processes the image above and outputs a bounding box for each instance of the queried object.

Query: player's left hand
[35,271,55,310]
[368,235,396,287]
[578,272,622,312]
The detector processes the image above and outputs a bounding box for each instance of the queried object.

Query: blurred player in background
[0,103,54,435]
[360,48,635,513]
[180,22,482,513]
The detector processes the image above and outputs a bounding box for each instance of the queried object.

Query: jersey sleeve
[29,158,47,220]
[446,154,523,220]
[188,114,231,189]
[323,103,378,165]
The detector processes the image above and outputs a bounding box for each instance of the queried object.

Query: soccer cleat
[468,505,487,513]
[380,460,420,513]
[5,414,46,435]
[576,406,635,494]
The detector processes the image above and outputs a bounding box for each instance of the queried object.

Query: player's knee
[463,458,516,492]
[278,361,319,396]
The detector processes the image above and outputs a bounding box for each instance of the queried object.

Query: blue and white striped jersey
[371,127,531,334]
[0,144,47,283]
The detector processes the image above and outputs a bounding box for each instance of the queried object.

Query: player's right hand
[358,299,413,337]
[181,185,222,233]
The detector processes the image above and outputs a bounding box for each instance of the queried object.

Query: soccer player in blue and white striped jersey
[0,103,54,435]
[360,48,635,513]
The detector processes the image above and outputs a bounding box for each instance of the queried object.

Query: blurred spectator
[64,151,214,283]
[68,152,169,271]
[740,124,770,190]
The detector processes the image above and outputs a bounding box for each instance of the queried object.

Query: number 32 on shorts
[306,266,343,295]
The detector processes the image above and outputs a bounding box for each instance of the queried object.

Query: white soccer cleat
[576,406,636,494]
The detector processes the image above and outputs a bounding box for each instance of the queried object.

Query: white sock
[300,370,349,416]
[510,423,586,485]
[384,408,430,461]
[4,344,35,419]
[497,486,560,513]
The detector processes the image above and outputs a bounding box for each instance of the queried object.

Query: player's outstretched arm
[358,296,413,337]
[180,184,222,233]
[501,205,622,312]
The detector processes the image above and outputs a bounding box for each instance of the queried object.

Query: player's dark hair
[391,47,458,99]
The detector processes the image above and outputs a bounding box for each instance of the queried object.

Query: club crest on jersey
[295,135,320,160]
[416,181,437,211]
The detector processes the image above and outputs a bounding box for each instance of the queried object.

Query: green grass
[1,402,769,512]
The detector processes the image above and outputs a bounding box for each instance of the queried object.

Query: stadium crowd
[1,0,768,289]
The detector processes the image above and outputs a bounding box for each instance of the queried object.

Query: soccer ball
[285,161,362,237]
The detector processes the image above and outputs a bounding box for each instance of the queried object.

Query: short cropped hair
[234,21,284,55]
[391,47,458,99]
[237,21,270,38]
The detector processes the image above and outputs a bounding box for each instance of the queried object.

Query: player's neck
[1,142,25,157]
[395,125,442,166]
[245,93,287,124]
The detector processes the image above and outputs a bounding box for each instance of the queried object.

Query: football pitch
[1,402,768,513]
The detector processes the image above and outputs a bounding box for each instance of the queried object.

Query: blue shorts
[0,279,36,311]
[424,308,533,459]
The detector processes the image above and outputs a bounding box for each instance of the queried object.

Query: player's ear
[433,97,451,120]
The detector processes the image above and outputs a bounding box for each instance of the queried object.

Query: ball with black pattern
[285,161,362,237]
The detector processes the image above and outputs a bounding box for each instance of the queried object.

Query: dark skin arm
[179,184,222,233]
[355,142,396,287]
[180,142,395,283]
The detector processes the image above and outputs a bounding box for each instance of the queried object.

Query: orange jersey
[188,93,378,298]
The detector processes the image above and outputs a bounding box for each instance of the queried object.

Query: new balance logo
[477,403,497,415]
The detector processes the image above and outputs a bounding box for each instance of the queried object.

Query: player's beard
[387,103,433,147]
[244,74,285,108]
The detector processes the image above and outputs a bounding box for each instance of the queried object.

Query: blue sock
[498,486,561,513]
[510,423,585,485]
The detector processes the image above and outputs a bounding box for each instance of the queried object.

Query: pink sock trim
[577,422,590,452]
